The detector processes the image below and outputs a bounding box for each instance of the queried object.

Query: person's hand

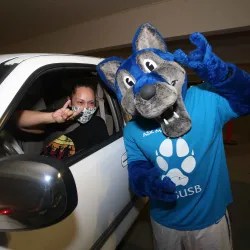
[173,32,229,84]
[52,100,84,123]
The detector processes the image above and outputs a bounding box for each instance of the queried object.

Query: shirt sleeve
[216,92,239,126]
[193,83,238,127]
[124,123,148,163]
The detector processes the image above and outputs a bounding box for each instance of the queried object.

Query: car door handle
[121,152,128,168]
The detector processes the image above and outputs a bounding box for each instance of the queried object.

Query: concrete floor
[117,116,250,250]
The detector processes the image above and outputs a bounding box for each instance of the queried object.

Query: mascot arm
[211,64,250,116]
[174,32,250,116]
[124,126,176,202]
[128,160,176,202]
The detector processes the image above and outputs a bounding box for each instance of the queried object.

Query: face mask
[71,106,97,124]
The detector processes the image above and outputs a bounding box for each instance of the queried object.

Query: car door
[0,55,146,250]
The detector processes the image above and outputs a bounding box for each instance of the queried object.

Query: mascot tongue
[97,23,191,138]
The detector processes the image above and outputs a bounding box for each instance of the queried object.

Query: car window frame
[0,63,124,164]
[0,59,19,85]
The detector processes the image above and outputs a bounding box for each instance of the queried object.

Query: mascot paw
[174,32,229,83]
[145,170,177,202]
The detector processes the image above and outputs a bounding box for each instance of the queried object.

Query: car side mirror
[0,154,77,231]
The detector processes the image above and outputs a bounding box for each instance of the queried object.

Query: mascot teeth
[174,112,179,118]
[164,119,169,125]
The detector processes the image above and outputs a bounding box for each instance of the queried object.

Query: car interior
[0,68,118,160]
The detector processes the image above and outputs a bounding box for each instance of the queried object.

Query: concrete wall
[85,31,250,63]
[85,30,250,81]
[1,0,250,54]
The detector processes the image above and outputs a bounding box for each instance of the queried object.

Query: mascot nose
[140,84,156,100]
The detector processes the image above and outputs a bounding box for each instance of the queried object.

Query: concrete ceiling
[0,0,163,46]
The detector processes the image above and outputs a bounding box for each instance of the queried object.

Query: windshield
[0,61,18,85]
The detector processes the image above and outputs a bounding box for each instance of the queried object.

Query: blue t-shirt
[124,83,238,230]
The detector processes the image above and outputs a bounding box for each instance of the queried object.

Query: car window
[0,65,123,163]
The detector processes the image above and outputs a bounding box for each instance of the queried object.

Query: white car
[0,54,147,250]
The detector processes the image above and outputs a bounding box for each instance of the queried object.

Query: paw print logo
[156,138,196,186]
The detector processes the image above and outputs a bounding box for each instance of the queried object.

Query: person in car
[15,80,109,159]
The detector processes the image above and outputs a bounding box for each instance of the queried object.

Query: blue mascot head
[97,23,191,138]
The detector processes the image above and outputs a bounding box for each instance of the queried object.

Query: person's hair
[71,77,97,97]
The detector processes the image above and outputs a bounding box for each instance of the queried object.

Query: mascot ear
[97,57,124,93]
[132,23,167,53]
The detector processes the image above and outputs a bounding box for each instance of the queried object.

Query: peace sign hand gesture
[52,100,84,123]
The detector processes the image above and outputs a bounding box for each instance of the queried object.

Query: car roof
[0,54,49,64]
[0,53,103,65]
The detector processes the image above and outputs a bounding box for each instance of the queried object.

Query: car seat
[96,83,114,136]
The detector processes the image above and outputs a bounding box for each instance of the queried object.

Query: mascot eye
[144,59,157,72]
[123,76,135,88]
[171,80,178,86]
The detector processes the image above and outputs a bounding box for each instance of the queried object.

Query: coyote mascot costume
[97,23,250,249]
